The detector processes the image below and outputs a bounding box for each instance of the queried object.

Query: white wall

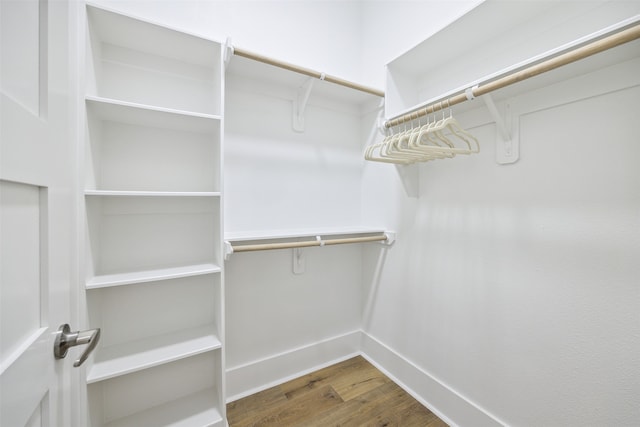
[223,70,366,388]
[363,74,640,426]
[361,2,640,425]
[360,0,482,88]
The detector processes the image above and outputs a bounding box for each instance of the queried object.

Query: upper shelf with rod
[385,1,640,119]
[224,228,394,258]
[370,1,640,165]
[225,42,384,116]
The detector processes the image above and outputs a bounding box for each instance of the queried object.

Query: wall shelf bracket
[293,77,316,132]
[482,93,519,165]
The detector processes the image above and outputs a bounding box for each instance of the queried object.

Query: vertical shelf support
[482,93,520,165]
[293,77,317,132]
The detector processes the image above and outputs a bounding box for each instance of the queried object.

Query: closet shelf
[86,2,219,69]
[225,228,394,255]
[86,263,221,289]
[225,227,386,242]
[386,3,640,117]
[87,325,221,384]
[102,387,223,427]
[85,190,221,198]
[86,96,222,133]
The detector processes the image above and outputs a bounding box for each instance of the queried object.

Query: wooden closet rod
[232,46,385,98]
[385,22,640,128]
[230,234,388,253]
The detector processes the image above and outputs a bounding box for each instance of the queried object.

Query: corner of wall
[360,332,506,427]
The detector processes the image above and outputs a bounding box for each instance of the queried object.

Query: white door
[1,1,83,426]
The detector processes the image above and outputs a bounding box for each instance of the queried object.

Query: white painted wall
[223,70,366,382]
[361,2,640,426]
[363,75,640,426]
[360,0,482,88]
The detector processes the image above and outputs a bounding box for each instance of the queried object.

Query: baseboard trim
[360,332,506,427]
[226,330,506,427]
[226,330,361,402]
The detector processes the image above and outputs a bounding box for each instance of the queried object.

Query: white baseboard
[226,330,505,427]
[226,330,361,402]
[360,332,506,427]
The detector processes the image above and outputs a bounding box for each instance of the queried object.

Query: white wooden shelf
[85,190,221,198]
[87,325,221,384]
[84,96,221,193]
[86,263,221,289]
[386,2,640,117]
[86,2,219,70]
[86,96,222,133]
[102,387,223,427]
[225,227,386,243]
[86,3,222,116]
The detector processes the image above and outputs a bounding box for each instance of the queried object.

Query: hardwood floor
[227,356,448,427]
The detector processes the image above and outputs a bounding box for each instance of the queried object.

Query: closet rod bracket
[382,231,396,246]
[224,241,234,261]
[482,93,519,165]
[293,77,316,132]
[224,37,234,69]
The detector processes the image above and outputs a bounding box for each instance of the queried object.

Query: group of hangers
[364,101,480,164]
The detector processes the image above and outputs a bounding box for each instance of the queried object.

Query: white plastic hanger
[364,100,479,164]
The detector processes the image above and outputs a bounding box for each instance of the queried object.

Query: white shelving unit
[82,3,225,426]
[87,325,222,384]
[86,263,221,290]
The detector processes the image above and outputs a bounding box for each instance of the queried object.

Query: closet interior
[76,1,640,426]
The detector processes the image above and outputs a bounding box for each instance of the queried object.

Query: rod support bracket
[223,37,234,69]
[482,94,519,165]
[223,240,234,260]
[293,77,315,132]
[382,231,396,246]
[292,247,306,274]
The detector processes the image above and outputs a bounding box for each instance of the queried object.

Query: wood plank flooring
[227,356,448,427]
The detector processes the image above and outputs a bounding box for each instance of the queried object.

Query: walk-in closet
[0,1,638,426]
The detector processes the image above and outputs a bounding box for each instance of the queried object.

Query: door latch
[54,324,101,367]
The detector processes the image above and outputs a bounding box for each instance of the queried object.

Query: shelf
[86,96,221,133]
[85,96,221,193]
[86,2,218,68]
[102,387,223,427]
[86,263,221,289]
[225,227,386,243]
[85,191,221,198]
[86,4,222,115]
[386,2,640,117]
[87,325,221,384]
